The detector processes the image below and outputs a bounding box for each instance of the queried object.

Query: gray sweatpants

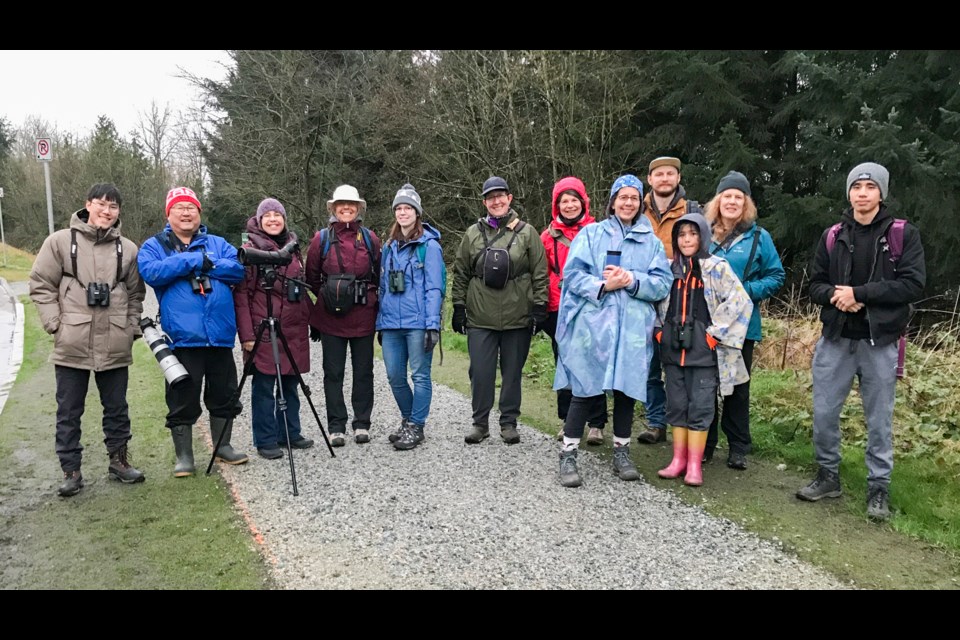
[812,336,897,488]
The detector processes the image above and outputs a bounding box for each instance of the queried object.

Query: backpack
[824,218,909,378]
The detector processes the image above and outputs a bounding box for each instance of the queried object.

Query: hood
[419,222,441,243]
[671,212,711,260]
[71,208,122,242]
[550,176,592,226]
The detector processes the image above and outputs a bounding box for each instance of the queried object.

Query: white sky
[0,50,234,137]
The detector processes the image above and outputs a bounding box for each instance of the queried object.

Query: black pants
[542,311,607,427]
[164,347,241,428]
[707,339,754,454]
[564,391,633,439]
[55,365,131,472]
[320,333,374,433]
[467,327,531,429]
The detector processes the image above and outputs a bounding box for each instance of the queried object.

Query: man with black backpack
[797,163,925,522]
[452,176,548,445]
[637,157,702,445]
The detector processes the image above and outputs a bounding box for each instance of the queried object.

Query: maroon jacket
[306,220,380,338]
[233,217,311,375]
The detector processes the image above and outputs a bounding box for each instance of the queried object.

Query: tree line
[1,50,958,303]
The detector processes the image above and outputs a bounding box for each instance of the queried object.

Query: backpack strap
[888,219,906,262]
[64,229,123,288]
[742,228,762,283]
[824,222,843,255]
[685,199,703,215]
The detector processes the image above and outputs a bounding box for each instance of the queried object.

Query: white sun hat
[327,184,366,214]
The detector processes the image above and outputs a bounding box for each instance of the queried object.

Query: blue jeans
[643,339,666,429]
[381,329,434,426]
[251,371,301,448]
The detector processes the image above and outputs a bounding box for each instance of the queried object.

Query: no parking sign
[36,138,52,161]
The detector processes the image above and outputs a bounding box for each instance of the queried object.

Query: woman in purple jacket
[234,198,314,459]
[307,185,382,447]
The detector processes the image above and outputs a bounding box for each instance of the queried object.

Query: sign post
[0,186,6,266]
[36,138,54,236]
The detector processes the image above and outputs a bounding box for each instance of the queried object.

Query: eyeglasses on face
[170,204,199,213]
[484,193,509,202]
[90,199,120,212]
[615,194,641,203]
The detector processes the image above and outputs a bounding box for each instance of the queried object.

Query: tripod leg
[206,319,269,475]
[266,319,298,496]
[276,323,336,458]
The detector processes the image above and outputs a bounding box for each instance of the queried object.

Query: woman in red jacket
[540,177,607,444]
[234,198,314,459]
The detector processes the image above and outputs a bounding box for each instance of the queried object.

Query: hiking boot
[108,445,145,484]
[257,446,284,460]
[559,450,582,488]
[636,427,666,444]
[796,467,842,502]
[393,423,425,451]
[330,432,346,447]
[586,427,604,446]
[866,486,891,522]
[726,451,747,470]
[354,429,370,444]
[58,470,84,497]
[702,447,714,464]
[210,417,249,465]
[464,425,489,444]
[171,424,195,478]
[286,436,314,449]
[389,419,409,444]
[501,425,520,445]
[612,444,640,481]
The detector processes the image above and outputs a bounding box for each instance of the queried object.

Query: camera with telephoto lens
[139,318,190,389]
[672,320,695,351]
[86,282,110,307]
[238,240,299,267]
[388,270,405,294]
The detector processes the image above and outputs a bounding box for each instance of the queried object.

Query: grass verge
[0,301,270,589]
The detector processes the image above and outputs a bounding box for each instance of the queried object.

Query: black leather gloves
[452,304,467,335]
[201,254,215,272]
[310,326,322,342]
[424,329,440,352]
[530,304,548,335]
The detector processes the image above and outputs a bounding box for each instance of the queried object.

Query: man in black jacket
[796,162,925,522]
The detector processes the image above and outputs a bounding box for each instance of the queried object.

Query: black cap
[481,176,510,197]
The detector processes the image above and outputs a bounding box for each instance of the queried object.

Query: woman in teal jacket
[704,171,785,469]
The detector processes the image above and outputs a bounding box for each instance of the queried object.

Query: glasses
[484,193,509,202]
[90,199,120,212]
[615,194,641,203]
[170,204,199,213]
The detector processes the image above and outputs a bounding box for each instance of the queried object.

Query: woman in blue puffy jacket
[704,171,785,469]
[376,184,445,451]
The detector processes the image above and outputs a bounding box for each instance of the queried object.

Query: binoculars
[191,274,213,294]
[388,270,405,294]
[672,320,695,351]
[86,282,110,307]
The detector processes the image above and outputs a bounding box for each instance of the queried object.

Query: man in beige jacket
[29,183,146,497]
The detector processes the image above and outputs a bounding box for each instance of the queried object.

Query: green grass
[0,301,270,589]
[0,243,36,283]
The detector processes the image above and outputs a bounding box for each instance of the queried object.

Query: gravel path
[145,288,846,589]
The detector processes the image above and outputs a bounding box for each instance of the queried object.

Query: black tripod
[207,266,334,495]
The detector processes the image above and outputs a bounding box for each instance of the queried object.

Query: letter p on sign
[36,138,52,161]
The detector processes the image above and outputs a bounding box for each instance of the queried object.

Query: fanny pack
[473,219,525,290]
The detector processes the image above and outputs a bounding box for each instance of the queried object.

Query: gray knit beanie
[716,171,751,197]
[256,198,286,223]
[392,183,423,216]
[846,162,889,200]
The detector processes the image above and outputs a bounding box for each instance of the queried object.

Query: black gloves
[310,326,322,342]
[424,329,440,352]
[452,304,468,335]
[201,254,215,273]
[531,304,548,335]
[377,331,383,346]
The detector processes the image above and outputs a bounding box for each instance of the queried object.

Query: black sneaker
[330,432,346,447]
[389,419,409,444]
[866,486,891,522]
[257,446,284,460]
[58,470,84,497]
[393,423,425,451]
[796,467,842,501]
[287,437,314,449]
[559,450,582,488]
[726,451,747,470]
[500,425,520,445]
[613,444,640,481]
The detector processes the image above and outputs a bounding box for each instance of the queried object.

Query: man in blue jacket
[138,187,248,477]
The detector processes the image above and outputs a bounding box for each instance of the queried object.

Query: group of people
[28,158,924,523]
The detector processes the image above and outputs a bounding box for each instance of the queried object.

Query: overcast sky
[0,50,233,137]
